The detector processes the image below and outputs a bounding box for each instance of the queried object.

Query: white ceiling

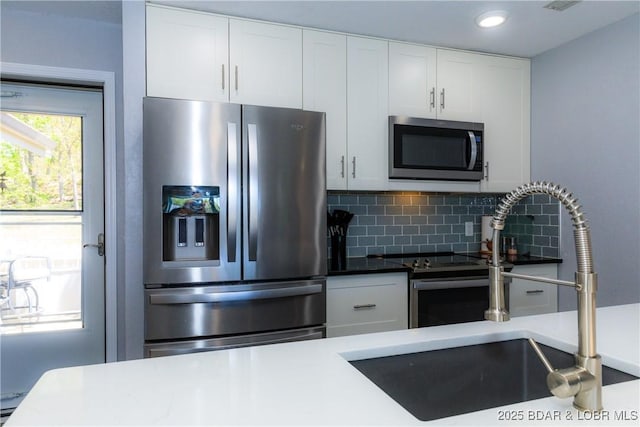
[2,1,639,58]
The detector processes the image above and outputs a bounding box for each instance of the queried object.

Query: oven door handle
[148,283,323,305]
[413,278,488,290]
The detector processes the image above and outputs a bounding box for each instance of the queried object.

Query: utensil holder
[330,234,347,271]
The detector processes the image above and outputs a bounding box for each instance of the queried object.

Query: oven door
[410,277,492,328]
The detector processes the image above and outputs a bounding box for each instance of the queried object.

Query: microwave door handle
[467,131,478,170]
[227,122,239,262]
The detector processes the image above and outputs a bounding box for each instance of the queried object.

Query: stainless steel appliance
[143,97,327,357]
[388,116,484,181]
[375,252,510,328]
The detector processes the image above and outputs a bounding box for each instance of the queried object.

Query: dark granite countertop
[327,253,561,276]
[471,252,563,266]
[327,257,410,276]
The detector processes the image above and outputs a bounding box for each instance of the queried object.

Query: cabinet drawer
[327,273,407,337]
[509,264,558,317]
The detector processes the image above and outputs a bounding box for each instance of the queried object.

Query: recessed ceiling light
[475,11,509,28]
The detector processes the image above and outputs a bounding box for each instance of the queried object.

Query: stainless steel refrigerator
[142,97,327,357]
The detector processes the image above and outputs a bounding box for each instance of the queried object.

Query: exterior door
[0,82,105,412]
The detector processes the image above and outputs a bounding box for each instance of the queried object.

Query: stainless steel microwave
[389,116,484,181]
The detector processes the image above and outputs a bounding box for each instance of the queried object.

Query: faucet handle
[528,338,593,399]
[528,338,554,373]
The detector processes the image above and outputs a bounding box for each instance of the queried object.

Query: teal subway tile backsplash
[328,191,560,258]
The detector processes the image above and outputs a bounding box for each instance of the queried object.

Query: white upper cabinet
[303,30,348,190]
[346,36,389,191]
[388,44,483,122]
[146,6,302,108]
[435,49,484,122]
[229,19,302,108]
[388,43,530,192]
[388,42,437,118]
[146,5,229,102]
[480,55,531,192]
[146,5,531,193]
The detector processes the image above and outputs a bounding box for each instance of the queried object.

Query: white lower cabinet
[509,264,558,317]
[327,272,408,338]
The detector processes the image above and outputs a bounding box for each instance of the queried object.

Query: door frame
[1,61,117,362]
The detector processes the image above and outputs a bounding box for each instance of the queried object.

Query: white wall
[531,14,640,310]
[0,3,142,359]
[121,0,146,360]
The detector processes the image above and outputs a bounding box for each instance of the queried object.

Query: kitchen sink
[349,338,638,421]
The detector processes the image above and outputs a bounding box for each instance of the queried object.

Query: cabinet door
[327,272,408,338]
[146,5,229,102]
[229,19,302,108]
[388,42,437,118]
[509,264,558,317]
[436,49,483,122]
[480,56,531,192]
[303,30,347,190]
[347,36,389,191]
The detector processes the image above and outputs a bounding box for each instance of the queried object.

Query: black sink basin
[349,339,638,421]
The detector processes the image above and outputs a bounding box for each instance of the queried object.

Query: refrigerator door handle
[247,123,259,261]
[227,122,239,262]
[148,283,324,305]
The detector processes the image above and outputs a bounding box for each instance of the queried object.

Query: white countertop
[7,304,640,426]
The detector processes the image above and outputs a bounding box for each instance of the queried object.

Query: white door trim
[1,61,118,362]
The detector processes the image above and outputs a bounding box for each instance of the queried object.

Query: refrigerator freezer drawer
[144,279,326,341]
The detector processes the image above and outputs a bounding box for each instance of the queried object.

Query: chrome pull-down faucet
[484,181,602,412]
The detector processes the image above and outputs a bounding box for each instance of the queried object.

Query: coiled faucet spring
[490,181,593,274]
[485,181,601,412]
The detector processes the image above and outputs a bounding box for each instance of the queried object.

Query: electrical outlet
[465,221,474,237]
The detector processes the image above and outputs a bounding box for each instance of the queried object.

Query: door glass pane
[0,112,83,334]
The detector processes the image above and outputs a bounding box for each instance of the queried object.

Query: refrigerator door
[242,105,327,281]
[143,97,242,284]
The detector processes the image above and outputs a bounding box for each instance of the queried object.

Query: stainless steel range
[373,252,511,328]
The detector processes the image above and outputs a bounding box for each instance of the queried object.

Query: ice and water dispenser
[161,186,220,263]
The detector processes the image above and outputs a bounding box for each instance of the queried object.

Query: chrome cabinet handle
[247,123,259,261]
[440,88,445,110]
[484,161,490,180]
[221,64,225,90]
[526,289,544,295]
[352,156,356,179]
[340,155,345,178]
[227,122,238,262]
[83,233,105,257]
[353,303,376,310]
[234,65,238,91]
[429,87,435,109]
